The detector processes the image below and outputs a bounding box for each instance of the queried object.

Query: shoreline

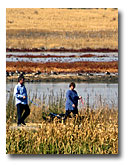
[6,48,118,53]
[6,74,118,83]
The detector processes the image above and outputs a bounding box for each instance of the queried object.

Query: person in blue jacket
[14,74,30,126]
[65,82,82,119]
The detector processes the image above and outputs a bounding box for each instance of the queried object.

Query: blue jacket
[14,83,28,105]
[65,89,79,111]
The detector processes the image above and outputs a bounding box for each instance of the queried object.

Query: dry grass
[6,109,118,154]
[6,91,118,154]
[6,8,118,50]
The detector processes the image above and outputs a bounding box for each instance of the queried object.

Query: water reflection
[6,82,118,109]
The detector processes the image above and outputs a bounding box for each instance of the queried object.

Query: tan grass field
[6,8,118,50]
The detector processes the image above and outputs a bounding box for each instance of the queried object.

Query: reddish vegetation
[6,61,118,73]
[6,54,95,58]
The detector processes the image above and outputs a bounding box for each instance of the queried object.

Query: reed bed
[6,61,118,73]
[6,90,118,154]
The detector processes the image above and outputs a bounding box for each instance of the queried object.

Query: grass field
[6,8,118,50]
[6,90,118,154]
[6,9,118,154]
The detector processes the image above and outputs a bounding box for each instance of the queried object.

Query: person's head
[69,82,76,90]
[18,74,25,85]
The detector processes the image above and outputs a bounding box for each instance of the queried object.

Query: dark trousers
[65,108,78,119]
[17,103,30,124]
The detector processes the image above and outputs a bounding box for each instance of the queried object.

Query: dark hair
[18,74,24,82]
[69,82,76,88]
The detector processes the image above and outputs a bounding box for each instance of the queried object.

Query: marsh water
[6,52,118,63]
[6,82,118,109]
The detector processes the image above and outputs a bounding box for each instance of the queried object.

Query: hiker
[14,74,30,126]
[65,82,82,119]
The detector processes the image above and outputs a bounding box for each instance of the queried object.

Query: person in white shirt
[14,74,30,126]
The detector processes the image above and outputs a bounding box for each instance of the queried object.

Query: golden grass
[6,8,118,50]
[6,109,118,154]
[6,92,118,154]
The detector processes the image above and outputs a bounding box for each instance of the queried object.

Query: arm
[14,86,24,99]
[75,90,81,100]
[22,87,27,99]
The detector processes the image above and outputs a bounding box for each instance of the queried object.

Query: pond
[6,52,118,63]
[6,82,118,109]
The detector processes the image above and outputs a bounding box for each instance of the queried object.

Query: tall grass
[6,90,118,154]
[6,90,66,123]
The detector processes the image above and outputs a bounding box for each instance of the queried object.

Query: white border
[0,0,128,165]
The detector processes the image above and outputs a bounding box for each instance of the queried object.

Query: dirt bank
[6,74,118,83]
